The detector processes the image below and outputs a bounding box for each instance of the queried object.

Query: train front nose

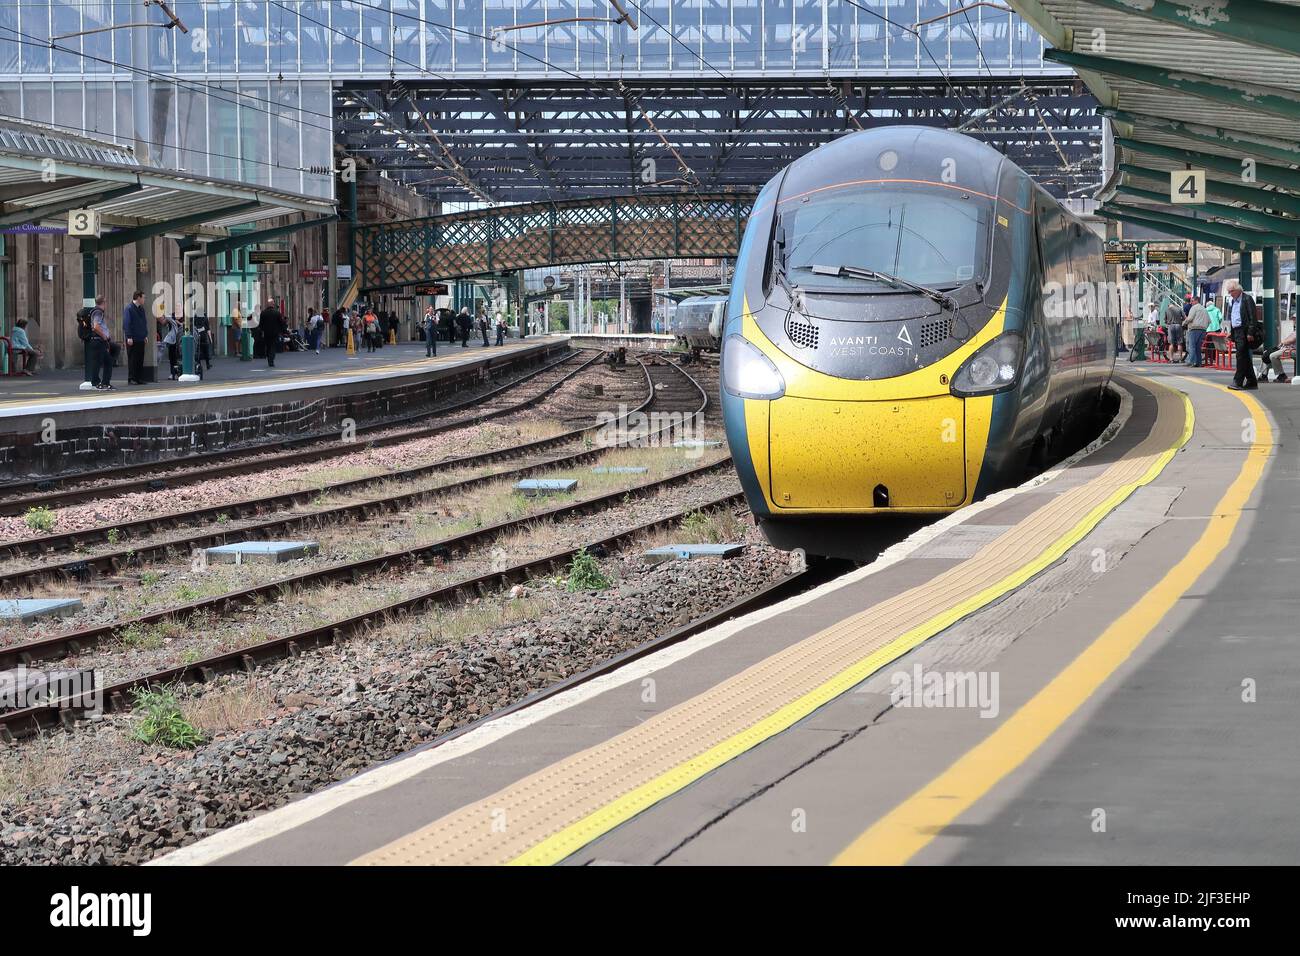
[766,394,970,510]
[722,315,1013,517]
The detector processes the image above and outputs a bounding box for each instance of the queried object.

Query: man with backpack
[84,295,114,390]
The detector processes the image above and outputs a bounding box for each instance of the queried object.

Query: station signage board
[300,268,329,278]
[1170,169,1206,205]
[1104,244,1139,265]
[414,283,449,296]
[67,209,102,237]
[1146,248,1189,264]
[249,249,290,264]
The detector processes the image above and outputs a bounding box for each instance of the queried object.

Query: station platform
[156,364,1299,866]
[0,337,567,479]
[0,338,556,423]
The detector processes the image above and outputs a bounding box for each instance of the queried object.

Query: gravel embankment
[0,515,786,865]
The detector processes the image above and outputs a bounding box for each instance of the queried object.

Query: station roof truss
[334,77,1104,205]
[0,118,336,247]
[1007,0,1300,250]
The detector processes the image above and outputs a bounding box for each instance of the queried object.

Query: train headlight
[950,331,1023,397]
[722,334,786,400]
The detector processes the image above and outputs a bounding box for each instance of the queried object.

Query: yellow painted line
[832,379,1267,865]
[511,388,1193,867]
[351,374,1192,866]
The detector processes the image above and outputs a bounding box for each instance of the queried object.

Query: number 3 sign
[1170,169,1206,205]
[67,208,102,237]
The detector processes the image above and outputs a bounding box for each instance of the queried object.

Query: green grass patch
[23,507,55,533]
[130,688,204,749]
[566,547,612,591]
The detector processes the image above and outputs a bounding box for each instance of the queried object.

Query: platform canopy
[0,117,335,251]
[1008,0,1300,250]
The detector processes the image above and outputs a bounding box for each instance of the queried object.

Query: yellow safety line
[507,387,1194,866]
[351,374,1192,866]
[832,379,1268,865]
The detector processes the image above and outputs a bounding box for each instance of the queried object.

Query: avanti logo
[49,886,151,937]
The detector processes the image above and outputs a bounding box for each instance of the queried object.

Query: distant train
[669,295,727,351]
[720,126,1115,560]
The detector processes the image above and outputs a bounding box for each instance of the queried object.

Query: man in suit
[1225,279,1259,390]
[122,290,148,384]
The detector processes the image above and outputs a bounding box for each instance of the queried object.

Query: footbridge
[356,192,755,291]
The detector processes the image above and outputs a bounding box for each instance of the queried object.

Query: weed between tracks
[130,689,204,749]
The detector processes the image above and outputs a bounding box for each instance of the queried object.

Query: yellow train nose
[768,395,969,510]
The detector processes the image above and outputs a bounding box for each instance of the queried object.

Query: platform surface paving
[157,366,1296,866]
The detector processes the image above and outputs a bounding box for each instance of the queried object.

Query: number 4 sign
[1170,169,1206,205]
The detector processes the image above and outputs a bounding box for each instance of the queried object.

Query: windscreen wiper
[801,263,956,311]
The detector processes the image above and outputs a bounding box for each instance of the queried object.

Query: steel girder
[336,78,1102,203]
[357,192,753,291]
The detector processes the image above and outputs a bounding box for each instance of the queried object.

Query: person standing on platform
[161,314,182,379]
[363,307,379,352]
[122,290,148,385]
[310,309,325,353]
[259,298,285,368]
[457,307,472,347]
[423,308,438,357]
[89,295,114,390]
[1163,299,1186,363]
[478,312,490,347]
[1225,279,1260,390]
[331,306,345,347]
[1184,298,1210,368]
[494,314,506,346]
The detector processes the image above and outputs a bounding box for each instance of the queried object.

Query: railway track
[0,456,734,673]
[0,356,720,739]
[0,357,687,577]
[1,486,747,742]
[0,348,592,517]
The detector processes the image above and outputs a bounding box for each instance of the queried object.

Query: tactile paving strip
[354,375,1192,866]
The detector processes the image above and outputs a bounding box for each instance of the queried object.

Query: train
[668,295,727,351]
[720,126,1116,560]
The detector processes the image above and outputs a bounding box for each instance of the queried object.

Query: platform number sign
[67,208,102,237]
[1171,169,1206,205]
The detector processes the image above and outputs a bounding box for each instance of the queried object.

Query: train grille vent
[919,317,954,349]
[785,314,819,349]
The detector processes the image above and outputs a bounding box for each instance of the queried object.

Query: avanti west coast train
[721,127,1115,559]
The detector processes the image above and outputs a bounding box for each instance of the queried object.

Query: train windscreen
[775,186,989,292]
